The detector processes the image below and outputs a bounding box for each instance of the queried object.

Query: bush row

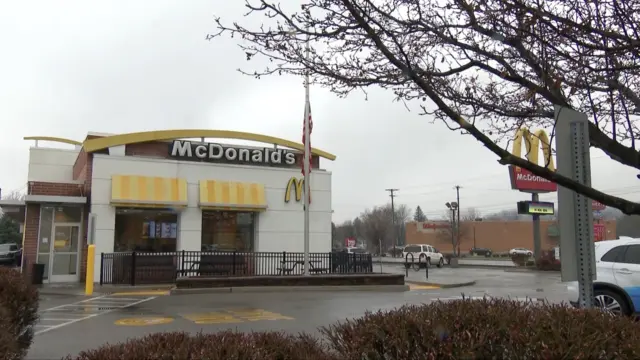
[63,298,640,360]
[3,263,640,359]
[0,266,39,360]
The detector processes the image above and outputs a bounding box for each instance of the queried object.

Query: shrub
[0,305,20,360]
[0,266,39,358]
[64,331,332,360]
[510,253,531,266]
[536,250,561,271]
[321,298,640,359]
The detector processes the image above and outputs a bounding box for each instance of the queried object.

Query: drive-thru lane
[36,294,158,335]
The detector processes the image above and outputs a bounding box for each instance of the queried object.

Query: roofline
[24,129,337,161]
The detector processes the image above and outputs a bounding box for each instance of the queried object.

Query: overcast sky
[1,0,639,223]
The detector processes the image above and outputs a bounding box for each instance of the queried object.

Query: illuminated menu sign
[517,201,555,215]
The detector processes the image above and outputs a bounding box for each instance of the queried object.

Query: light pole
[445,202,458,256]
[473,218,482,249]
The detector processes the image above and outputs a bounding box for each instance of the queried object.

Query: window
[201,211,255,252]
[427,246,434,252]
[621,245,640,265]
[114,208,178,252]
[404,246,421,253]
[601,246,626,263]
[53,206,82,223]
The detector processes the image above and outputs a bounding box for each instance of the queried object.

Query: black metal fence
[99,251,374,286]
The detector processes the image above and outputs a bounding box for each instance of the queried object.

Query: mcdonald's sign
[508,128,558,193]
[284,177,304,202]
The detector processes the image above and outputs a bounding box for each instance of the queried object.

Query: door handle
[616,268,632,274]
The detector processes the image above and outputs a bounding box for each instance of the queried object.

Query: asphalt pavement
[28,268,568,360]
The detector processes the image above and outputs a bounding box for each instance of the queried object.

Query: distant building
[405,220,617,253]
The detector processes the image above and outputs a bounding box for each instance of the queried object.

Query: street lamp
[445,202,459,256]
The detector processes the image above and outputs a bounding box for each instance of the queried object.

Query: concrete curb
[406,280,477,289]
[503,268,560,274]
[170,284,409,295]
[379,261,515,269]
[37,285,174,297]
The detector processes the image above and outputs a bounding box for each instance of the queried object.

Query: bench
[195,254,247,276]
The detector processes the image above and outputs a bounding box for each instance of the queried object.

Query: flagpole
[303,35,311,276]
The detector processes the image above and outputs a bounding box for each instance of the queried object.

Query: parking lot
[27,268,570,359]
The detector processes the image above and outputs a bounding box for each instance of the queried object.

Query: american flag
[301,98,312,203]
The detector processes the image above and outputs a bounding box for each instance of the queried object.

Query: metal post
[455,186,461,256]
[532,193,541,260]
[378,238,383,273]
[555,105,596,309]
[302,37,311,276]
[450,209,455,253]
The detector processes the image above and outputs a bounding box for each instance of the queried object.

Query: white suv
[402,244,444,268]
[566,238,640,316]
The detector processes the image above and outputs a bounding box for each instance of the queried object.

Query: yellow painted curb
[409,285,440,290]
[110,290,170,296]
[115,317,174,326]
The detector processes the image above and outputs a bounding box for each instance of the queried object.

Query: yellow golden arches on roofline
[81,129,337,161]
[23,136,83,146]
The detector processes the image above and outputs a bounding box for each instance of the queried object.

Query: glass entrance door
[50,225,80,282]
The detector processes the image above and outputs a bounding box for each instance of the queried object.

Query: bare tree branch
[211,0,640,214]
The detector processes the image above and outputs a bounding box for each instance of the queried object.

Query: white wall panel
[28,148,80,182]
[90,154,332,255]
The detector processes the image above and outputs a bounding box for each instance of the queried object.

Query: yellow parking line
[227,308,294,321]
[408,284,441,290]
[110,290,170,296]
[183,312,243,324]
[115,317,174,326]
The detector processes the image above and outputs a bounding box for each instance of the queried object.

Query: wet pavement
[28,268,569,360]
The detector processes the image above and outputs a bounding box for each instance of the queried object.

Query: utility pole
[454,185,461,256]
[386,188,399,257]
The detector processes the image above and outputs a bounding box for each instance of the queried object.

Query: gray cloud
[0,0,637,222]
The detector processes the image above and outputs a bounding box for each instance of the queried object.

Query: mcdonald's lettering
[284,177,304,202]
[508,128,558,193]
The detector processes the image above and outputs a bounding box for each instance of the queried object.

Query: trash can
[31,263,45,285]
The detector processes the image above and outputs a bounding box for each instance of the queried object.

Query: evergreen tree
[0,215,21,244]
[413,206,427,222]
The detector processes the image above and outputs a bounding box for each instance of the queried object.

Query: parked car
[402,244,444,268]
[509,248,533,256]
[469,247,493,257]
[0,243,21,267]
[566,238,640,316]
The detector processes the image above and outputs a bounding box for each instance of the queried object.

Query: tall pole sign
[508,128,557,260]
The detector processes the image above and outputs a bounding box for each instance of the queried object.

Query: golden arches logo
[284,177,304,203]
[511,128,555,171]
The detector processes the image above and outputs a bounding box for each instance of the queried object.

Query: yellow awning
[199,180,267,212]
[111,175,188,208]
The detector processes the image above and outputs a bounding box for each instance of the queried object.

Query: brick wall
[406,220,617,253]
[28,181,84,197]
[21,204,40,277]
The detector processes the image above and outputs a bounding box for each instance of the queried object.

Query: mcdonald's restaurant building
[0,130,335,284]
